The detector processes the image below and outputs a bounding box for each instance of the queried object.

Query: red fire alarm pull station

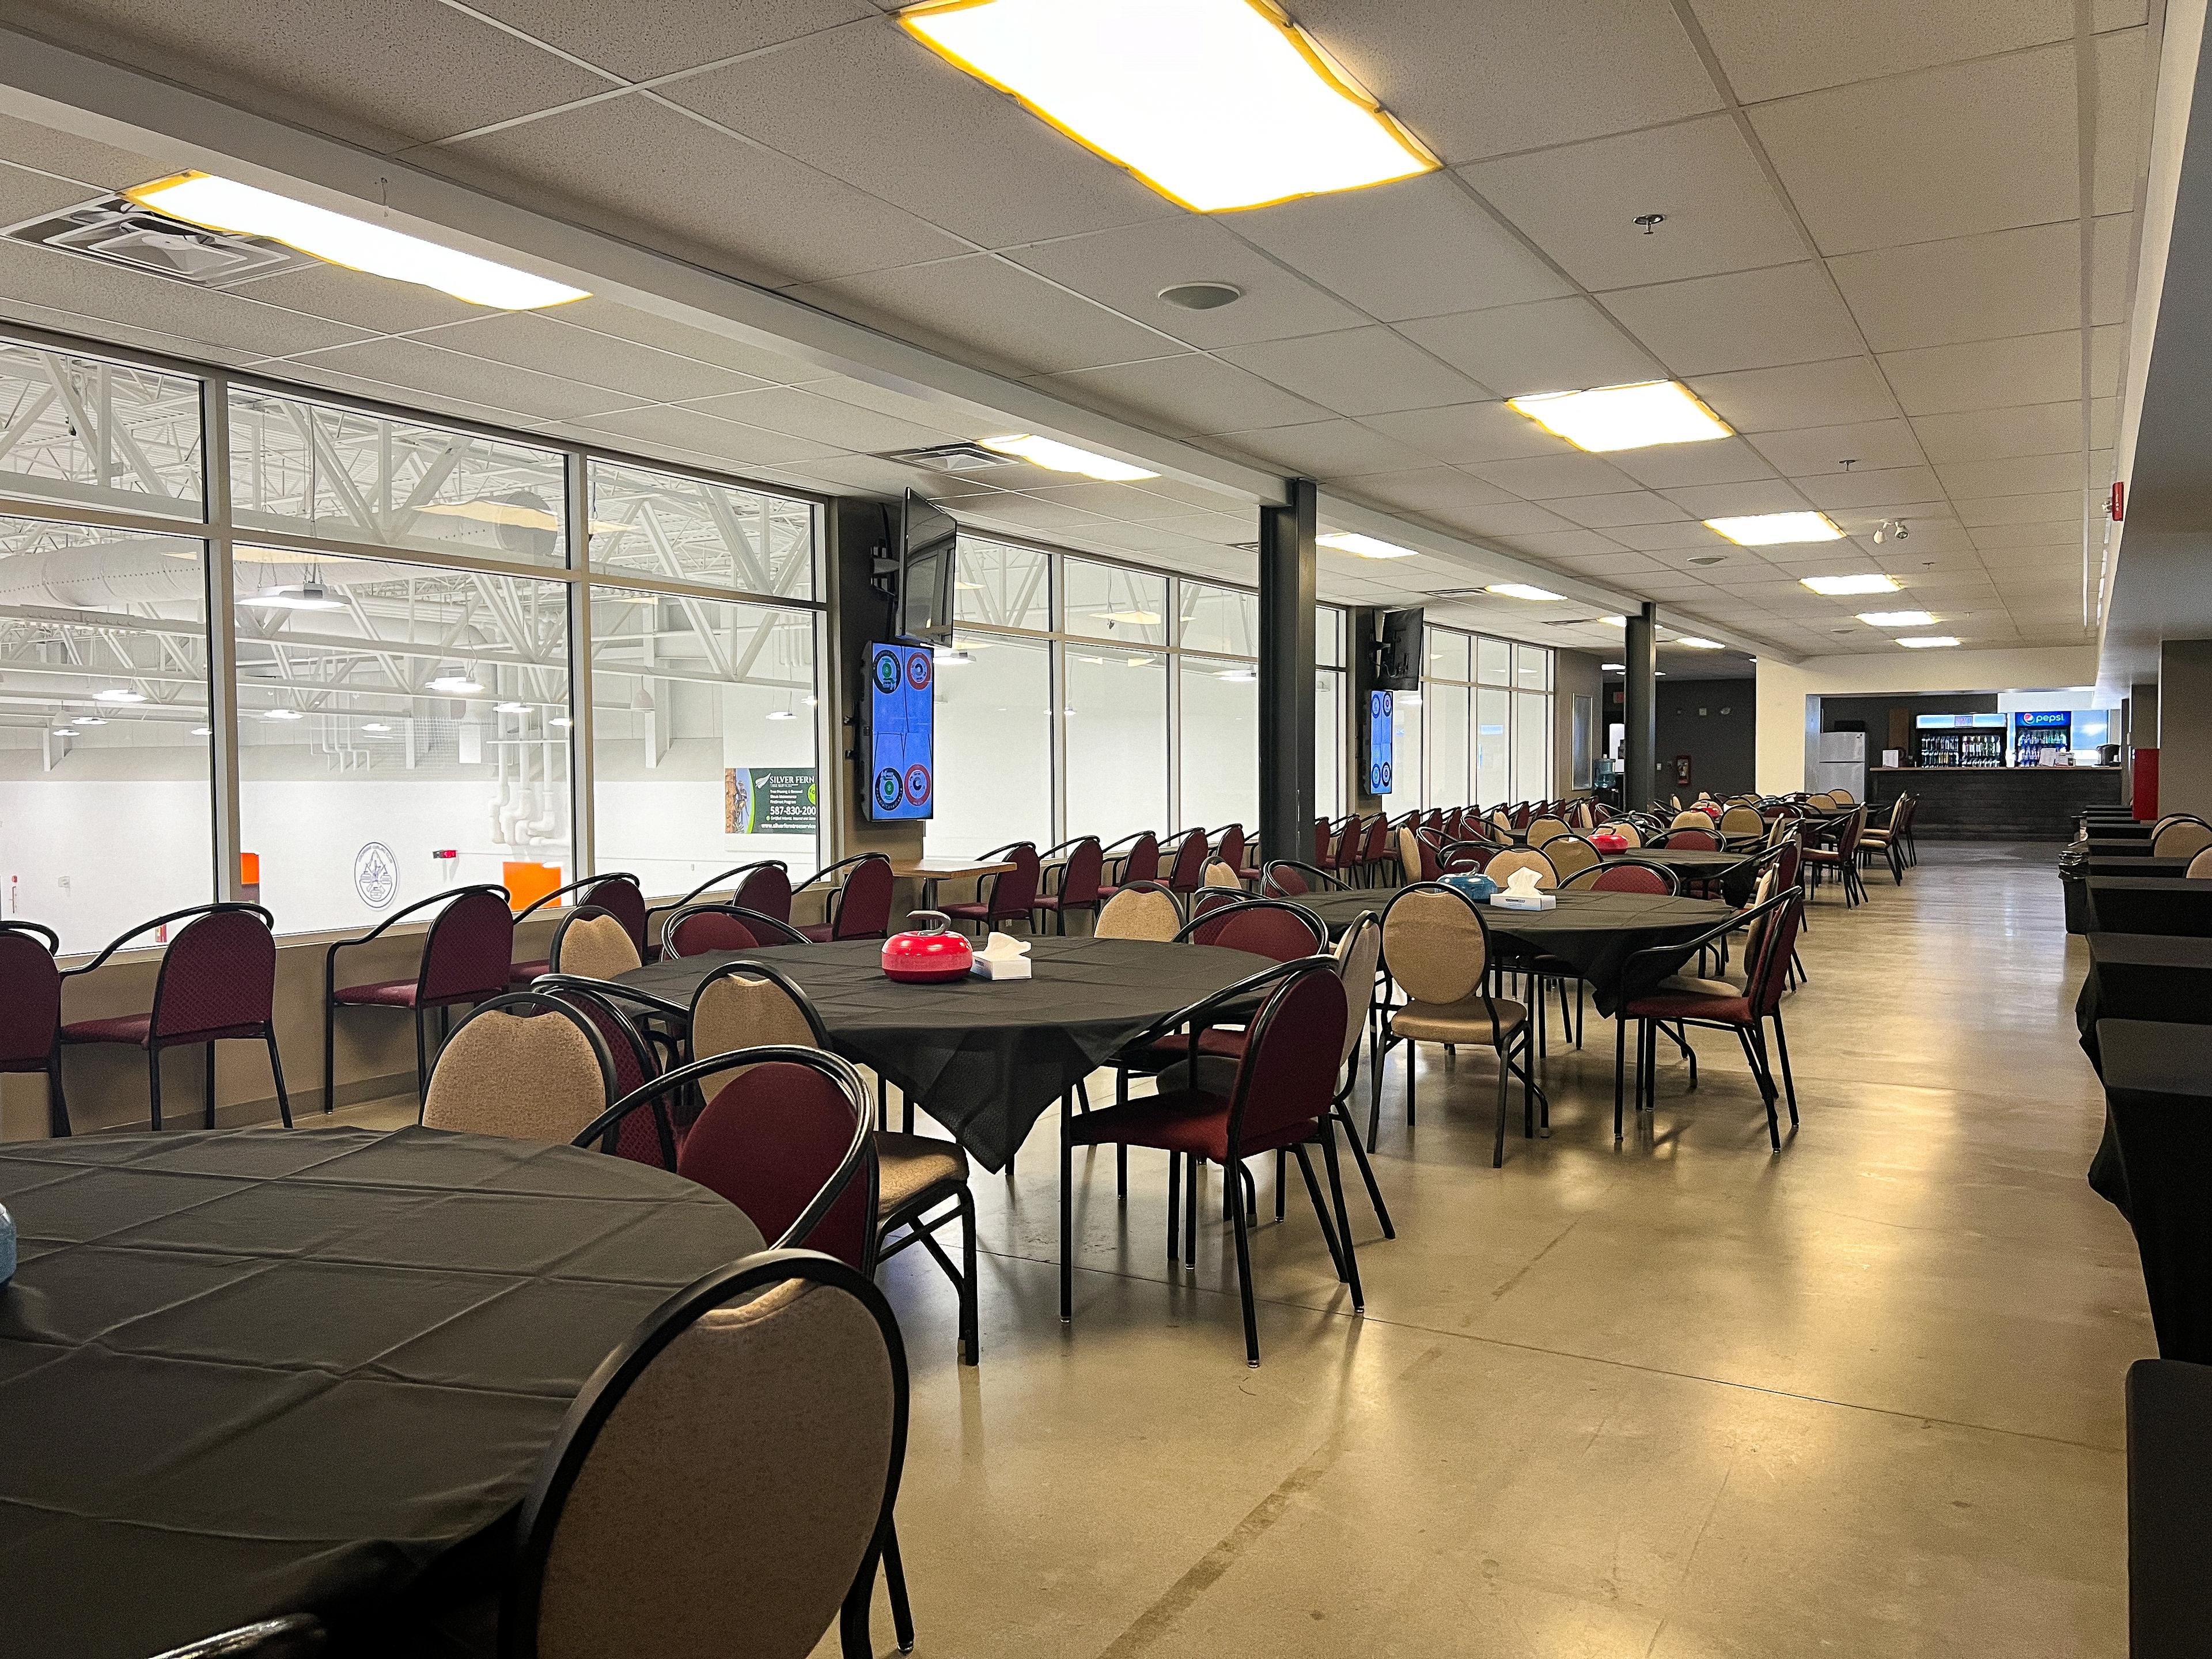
[2111,482,2126,521]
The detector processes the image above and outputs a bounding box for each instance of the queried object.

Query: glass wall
[930,631,1051,859]
[0,331,824,948]
[1404,623,1556,809]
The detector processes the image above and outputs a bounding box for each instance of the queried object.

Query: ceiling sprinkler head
[1633,213,1666,234]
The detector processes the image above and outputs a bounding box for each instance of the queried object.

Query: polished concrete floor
[337,846,2145,1656]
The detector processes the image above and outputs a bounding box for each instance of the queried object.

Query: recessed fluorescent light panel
[1896,635,1961,649]
[1675,637,1725,649]
[1318,531,1416,559]
[1506,381,1732,452]
[1800,573,1900,596]
[1858,611,1935,628]
[978,434,1158,481]
[1601,662,1626,671]
[123,173,589,309]
[1706,512,1843,547]
[1486,583,1565,602]
[899,0,1438,211]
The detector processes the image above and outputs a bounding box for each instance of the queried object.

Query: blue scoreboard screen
[1366,690,1395,796]
[867,642,935,821]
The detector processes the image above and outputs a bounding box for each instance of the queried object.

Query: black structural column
[1623,600,1658,810]
[1257,478,1318,869]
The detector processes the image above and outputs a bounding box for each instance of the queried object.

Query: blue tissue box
[1441,872,1497,903]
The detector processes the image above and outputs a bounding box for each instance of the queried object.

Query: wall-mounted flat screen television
[898,489,958,646]
[1376,607,1423,691]
[865,641,935,821]
[1365,690,1395,796]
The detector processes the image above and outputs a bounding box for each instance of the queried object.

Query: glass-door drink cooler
[2013,710,2072,765]
[1915,713,2008,767]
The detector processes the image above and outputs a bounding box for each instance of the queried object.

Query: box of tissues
[970,931,1034,980]
[1489,867,1556,911]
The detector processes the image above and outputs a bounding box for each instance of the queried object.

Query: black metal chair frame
[1171,896,1327,953]
[150,1615,325,1658]
[790,853,896,941]
[641,859,790,949]
[659,902,812,959]
[1033,836,1105,933]
[1260,859,1347,897]
[66,902,289,1133]
[432,990,619,1137]
[324,883,510,1118]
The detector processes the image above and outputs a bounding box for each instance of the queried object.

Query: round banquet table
[620,935,1274,1171]
[0,1126,764,1659]
[1286,887,1734,1014]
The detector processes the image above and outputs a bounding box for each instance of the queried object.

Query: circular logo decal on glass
[1379,691,1393,717]
[1374,762,1392,791]
[353,842,399,910]
[903,764,933,807]
[875,768,904,811]
[873,652,902,695]
[905,652,934,692]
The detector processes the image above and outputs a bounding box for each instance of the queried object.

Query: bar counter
[1868,766,2124,840]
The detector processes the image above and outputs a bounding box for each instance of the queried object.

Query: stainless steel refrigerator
[1813,730,1866,798]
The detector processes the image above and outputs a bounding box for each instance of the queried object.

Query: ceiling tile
[1601,262,1862,375]
[1953,490,2083,527]
[1328,467,1520,516]
[1604,437,1779,489]
[1687,0,2072,103]
[281,336,641,420]
[1748,46,2078,256]
[406,311,766,403]
[1541,491,1691,528]
[1690,356,1900,431]
[1466,452,1642,499]
[1749,419,1925,475]
[1934,452,2093,499]
[1828,222,2084,353]
[1396,297,1660,400]
[0,109,177,191]
[432,94,964,286]
[788,254,1179,377]
[581,402,849,468]
[0,161,108,228]
[1911,399,2116,464]
[1037,355,1333,437]
[1502,528,1631,559]
[556,304,816,382]
[1425,501,1580,539]
[1020,482,1238,524]
[1608,520,1740,552]
[229,264,488,338]
[1211,419,1437,479]
[1878,331,2082,416]
[1464,115,1806,290]
[1972,520,2086,551]
[2097,28,2153,215]
[679,385,963,451]
[1290,0,1722,164]
[1791,465,1942,509]
[468,0,873,82]
[1216,328,1492,417]
[1006,218,1366,348]
[1660,478,1814,518]
[1228,174,1572,324]
[0,240,369,359]
[1357,402,1578,465]
[658,22,1177,247]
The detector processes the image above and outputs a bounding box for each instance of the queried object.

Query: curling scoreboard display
[867,642,935,821]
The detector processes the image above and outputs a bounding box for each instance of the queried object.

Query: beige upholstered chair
[2153,819,2212,860]
[422,993,614,1144]
[1483,847,1558,890]
[510,1254,905,1659]
[1829,787,1855,804]
[1545,836,1600,882]
[2188,847,2212,879]
[1608,820,1645,849]
[1718,806,1765,843]
[1378,885,1532,1165]
[1526,816,1570,848]
[549,907,643,980]
[1097,884,1181,941]
[1488,809,1514,839]
[1670,809,1713,831]
[1202,859,1243,889]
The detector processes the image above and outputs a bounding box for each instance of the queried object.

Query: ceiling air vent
[1425,587,1491,600]
[881,442,1024,474]
[3,196,311,288]
[1229,540,1260,553]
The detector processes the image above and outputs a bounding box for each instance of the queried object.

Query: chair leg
[882,1519,916,1655]
[412,1008,429,1119]
[1184,1153,1199,1269]
[1291,1143,1346,1282]
[323,995,336,1117]
[1230,1166,1260,1367]
[1492,1039,1510,1168]
[1113,1071,1127,1200]
[1403,1035,1416,1126]
[1772,1010,1800,1125]
[1317,1124,1363,1310]
[1058,1096,1074,1323]
[1736,1025,1781,1151]
[204,1041,217,1131]
[1166,1149,1180,1261]
[957,1184,979,1365]
[147,1044,162,1132]
[1334,1099,1395,1238]
[876,1075,888,1131]
[46,1050,70,1138]
[1613,1013,1627,1141]
[263,1029,293,1128]
[1366,1032,1385,1151]
[1274,1148,1287,1222]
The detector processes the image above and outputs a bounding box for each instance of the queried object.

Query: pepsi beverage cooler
[2013,710,2071,766]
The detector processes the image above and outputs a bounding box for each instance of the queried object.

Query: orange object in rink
[504,861,563,913]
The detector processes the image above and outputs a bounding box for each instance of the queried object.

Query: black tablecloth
[2076,935,2212,1071]
[2088,878,2212,935]
[2086,837,2158,857]
[2088,819,2154,839]
[620,937,1272,1171]
[2086,858,2191,879]
[0,1127,764,1659]
[2127,1358,2212,1659]
[2096,1020,2212,1361]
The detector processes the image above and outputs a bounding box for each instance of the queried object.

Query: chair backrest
[1332,912,1382,1075]
[1829,787,1854,804]
[550,906,643,980]
[1202,859,1243,889]
[1359,816,1389,861]
[1215,824,1246,876]
[1671,810,1713,831]
[151,906,278,1040]
[1263,862,1309,897]
[2154,819,2212,860]
[1663,827,1719,851]
[1832,804,1866,857]
[1398,825,1435,885]
[734,863,794,923]
[1744,891,1805,1017]
[1718,806,1764,839]
[1054,839,1104,908]
[579,874,650,958]
[1483,846,1558,890]
[0,923,60,1066]
[421,885,519,1002]
[1313,817,1331,863]
[1117,832,1161,885]
[550,984,670,1169]
[1224,963,1348,1151]
[829,854,896,941]
[1488,809,1514,838]
[664,903,804,959]
[1097,883,1181,941]
[1182,899,1325,961]
[1608,820,1644,849]
[677,1053,875,1270]
[1582,860,1676,893]
[507,1253,904,1659]
[688,959,829,1113]
[1166,829,1209,893]
[1545,836,1600,881]
[425,992,615,1144]
[1526,816,1570,847]
[1381,884,1491,1004]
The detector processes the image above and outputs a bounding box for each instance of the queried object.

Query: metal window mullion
[565,449,596,876]
[1048,638,1066,847]
[200,373,243,903]
[1165,645,1182,834]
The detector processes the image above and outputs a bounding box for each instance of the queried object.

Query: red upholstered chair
[1213,824,1247,882]
[1312,817,1331,864]
[0,921,67,1136]
[1033,837,1104,934]
[1176,898,1327,961]
[1355,815,1394,885]
[1564,860,1679,895]
[1800,804,1869,906]
[1658,827,1720,852]
[1164,828,1210,896]
[65,904,290,1132]
[642,860,791,952]
[1064,961,1356,1365]
[661,903,808,959]
[1261,859,1344,898]
[325,884,514,1115]
[509,872,645,983]
[541,980,672,1169]
[1096,831,1160,902]
[792,854,896,942]
[941,842,1040,935]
